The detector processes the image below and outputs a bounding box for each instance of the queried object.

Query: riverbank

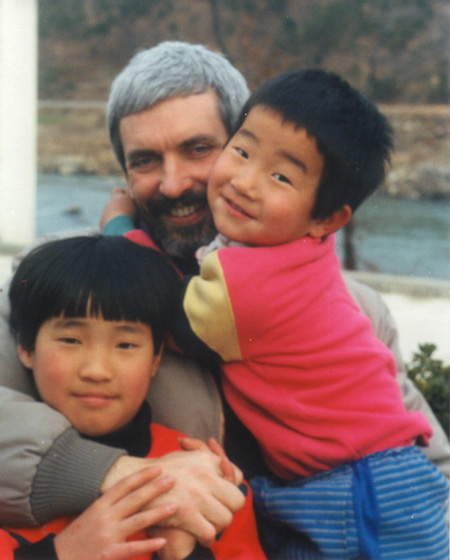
[37,103,450,199]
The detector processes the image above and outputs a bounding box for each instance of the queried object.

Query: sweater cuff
[30,428,126,523]
[102,215,135,236]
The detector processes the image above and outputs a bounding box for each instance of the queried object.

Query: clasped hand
[100,438,244,546]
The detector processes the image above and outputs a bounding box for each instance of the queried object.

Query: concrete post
[0,0,37,248]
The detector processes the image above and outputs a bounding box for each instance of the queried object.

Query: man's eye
[192,145,209,153]
[133,157,152,167]
[128,155,156,170]
[273,172,291,185]
[189,144,214,158]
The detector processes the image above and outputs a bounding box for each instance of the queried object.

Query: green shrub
[406,343,449,437]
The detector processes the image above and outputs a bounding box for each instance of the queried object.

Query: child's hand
[100,450,245,547]
[100,187,137,228]
[146,527,196,560]
[54,466,177,560]
[178,437,243,484]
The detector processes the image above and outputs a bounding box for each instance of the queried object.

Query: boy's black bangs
[9,236,181,352]
[55,256,151,324]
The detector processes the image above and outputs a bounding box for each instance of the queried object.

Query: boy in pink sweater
[104,69,449,559]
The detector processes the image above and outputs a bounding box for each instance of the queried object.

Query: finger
[206,438,225,457]
[165,485,236,541]
[205,439,235,483]
[116,474,176,518]
[103,466,165,506]
[105,537,167,560]
[122,503,178,536]
[157,507,217,546]
[202,470,246,513]
[232,464,244,485]
[198,496,234,535]
[178,437,209,452]
[219,456,235,482]
[179,512,217,547]
[196,479,245,532]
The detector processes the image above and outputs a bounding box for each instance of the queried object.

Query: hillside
[39,0,449,103]
[37,0,449,198]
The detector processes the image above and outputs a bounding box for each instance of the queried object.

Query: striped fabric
[251,446,449,559]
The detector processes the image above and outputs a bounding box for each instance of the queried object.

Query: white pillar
[0,0,37,247]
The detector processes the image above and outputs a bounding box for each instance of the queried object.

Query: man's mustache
[142,191,209,215]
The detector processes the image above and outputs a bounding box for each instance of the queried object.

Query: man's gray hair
[107,41,250,171]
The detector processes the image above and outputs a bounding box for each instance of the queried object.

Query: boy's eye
[234,146,248,159]
[273,172,292,185]
[117,342,137,349]
[59,338,80,345]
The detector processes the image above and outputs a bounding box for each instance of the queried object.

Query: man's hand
[146,527,197,560]
[179,437,243,483]
[100,450,245,546]
[54,466,177,560]
[100,187,136,228]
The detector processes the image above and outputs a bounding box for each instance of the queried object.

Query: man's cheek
[125,179,138,200]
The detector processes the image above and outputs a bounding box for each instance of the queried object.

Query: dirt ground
[38,103,450,198]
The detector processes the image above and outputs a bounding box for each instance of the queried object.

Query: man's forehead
[119,91,227,151]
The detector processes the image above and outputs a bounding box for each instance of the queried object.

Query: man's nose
[78,349,113,382]
[159,158,195,198]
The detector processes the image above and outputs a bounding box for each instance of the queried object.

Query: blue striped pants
[250,446,449,560]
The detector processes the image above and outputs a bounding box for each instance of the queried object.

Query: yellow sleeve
[184,251,242,361]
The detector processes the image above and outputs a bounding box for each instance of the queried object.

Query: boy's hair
[9,236,180,354]
[235,69,393,219]
[107,41,250,172]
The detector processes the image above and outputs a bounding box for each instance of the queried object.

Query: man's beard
[137,191,217,261]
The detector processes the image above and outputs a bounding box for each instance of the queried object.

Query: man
[0,41,448,541]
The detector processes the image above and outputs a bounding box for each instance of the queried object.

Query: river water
[37,174,450,281]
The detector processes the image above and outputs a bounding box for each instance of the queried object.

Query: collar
[83,401,152,457]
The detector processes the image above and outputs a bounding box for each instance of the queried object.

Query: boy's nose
[232,168,258,199]
[78,351,113,382]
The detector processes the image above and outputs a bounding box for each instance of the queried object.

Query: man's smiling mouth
[168,203,204,218]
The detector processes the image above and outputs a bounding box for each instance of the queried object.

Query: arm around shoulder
[0,261,126,525]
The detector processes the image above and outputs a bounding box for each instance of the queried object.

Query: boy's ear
[309,205,352,239]
[17,344,33,370]
[149,345,164,379]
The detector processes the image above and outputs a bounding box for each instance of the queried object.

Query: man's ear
[309,205,352,239]
[17,344,33,370]
[124,174,133,198]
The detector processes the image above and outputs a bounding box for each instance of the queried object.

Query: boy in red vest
[1,235,265,560]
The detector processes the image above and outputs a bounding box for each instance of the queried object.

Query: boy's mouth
[74,393,117,407]
[223,195,255,219]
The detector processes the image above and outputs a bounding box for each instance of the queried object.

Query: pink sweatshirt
[126,230,432,480]
[181,234,432,479]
